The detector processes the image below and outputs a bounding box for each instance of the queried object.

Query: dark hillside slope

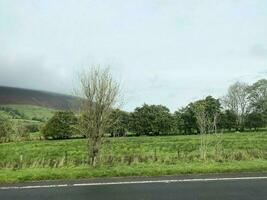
[0,86,79,110]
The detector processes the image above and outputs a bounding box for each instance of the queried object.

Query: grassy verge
[0,131,266,183]
[0,160,267,183]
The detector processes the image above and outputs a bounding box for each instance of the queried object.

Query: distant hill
[0,104,55,122]
[0,86,79,110]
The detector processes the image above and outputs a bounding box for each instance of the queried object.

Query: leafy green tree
[248,79,267,108]
[245,112,266,130]
[130,104,173,136]
[202,96,221,119]
[218,110,237,131]
[174,96,221,134]
[175,106,198,134]
[173,110,185,134]
[248,79,267,126]
[107,109,130,137]
[191,96,220,133]
[42,111,77,139]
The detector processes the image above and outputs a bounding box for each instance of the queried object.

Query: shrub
[0,117,14,142]
[32,117,45,122]
[41,111,77,139]
[25,123,40,133]
[13,122,28,138]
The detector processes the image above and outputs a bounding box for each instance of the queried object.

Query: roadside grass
[0,131,266,183]
[0,160,266,183]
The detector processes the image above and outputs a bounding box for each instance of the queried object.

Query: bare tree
[222,81,250,131]
[76,66,121,166]
[193,98,220,160]
[193,103,215,160]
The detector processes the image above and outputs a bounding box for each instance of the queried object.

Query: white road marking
[0,184,68,190]
[1,176,267,190]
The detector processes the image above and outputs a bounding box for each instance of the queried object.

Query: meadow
[0,131,266,183]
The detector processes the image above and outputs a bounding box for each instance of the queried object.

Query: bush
[0,117,14,142]
[25,123,40,133]
[41,111,77,139]
[32,117,45,122]
[14,122,28,138]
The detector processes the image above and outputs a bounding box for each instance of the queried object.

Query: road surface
[1,173,267,200]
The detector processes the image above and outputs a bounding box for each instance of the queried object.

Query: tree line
[107,79,267,136]
[1,79,266,142]
[38,78,267,140]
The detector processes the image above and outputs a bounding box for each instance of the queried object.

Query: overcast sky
[0,0,267,111]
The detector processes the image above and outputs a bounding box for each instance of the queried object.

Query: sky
[0,0,267,111]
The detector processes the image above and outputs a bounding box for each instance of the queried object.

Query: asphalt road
[1,173,267,200]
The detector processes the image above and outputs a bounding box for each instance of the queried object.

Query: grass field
[0,131,266,183]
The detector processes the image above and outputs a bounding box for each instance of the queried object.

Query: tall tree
[174,96,220,134]
[178,106,198,134]
[247,79,267,108]
[191,96,221,133]
[222,81,250,131]
[247,79,267,125]
[130,104,173,136]
[77,66,121,166]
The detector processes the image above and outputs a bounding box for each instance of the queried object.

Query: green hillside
[0,105,56,122]
[0,105,56,141]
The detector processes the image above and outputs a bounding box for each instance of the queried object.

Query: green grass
[0,131,266,183]
[1,160,266,183]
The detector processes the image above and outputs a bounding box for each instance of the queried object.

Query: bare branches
[193,99,219,160]
[76,66,121,166]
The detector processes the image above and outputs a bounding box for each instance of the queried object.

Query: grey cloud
[0,54,72,94]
